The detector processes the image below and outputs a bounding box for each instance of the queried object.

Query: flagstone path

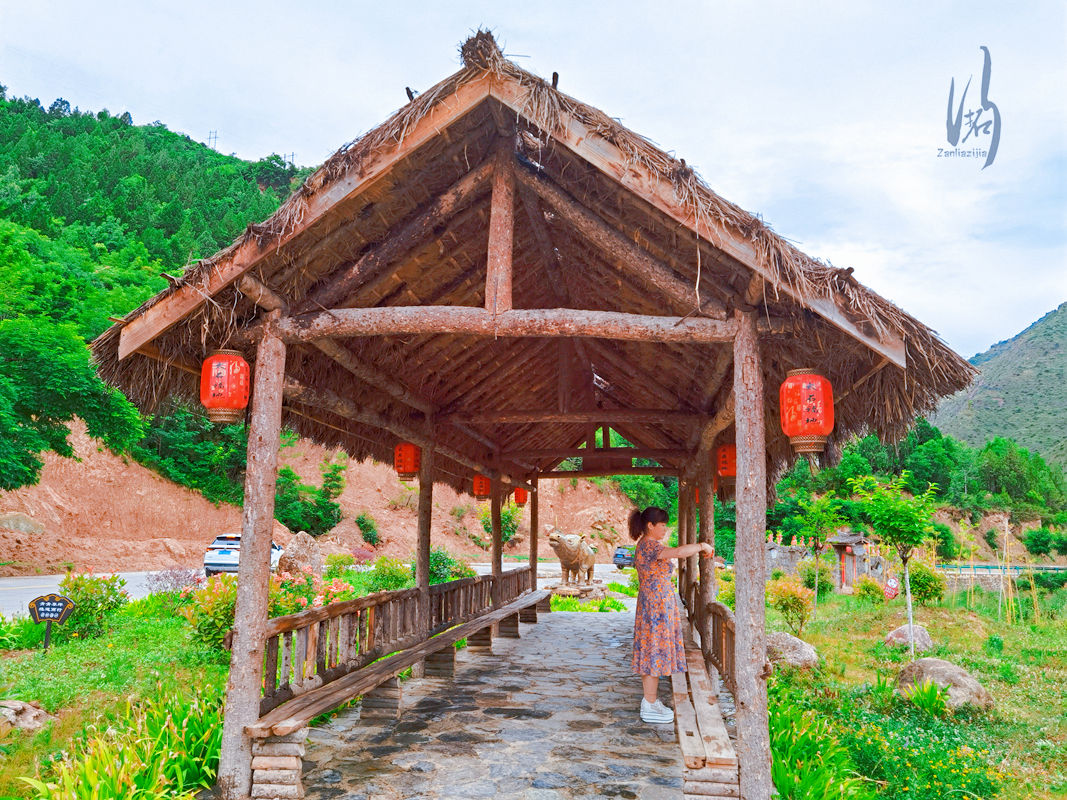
[302,609,688,799]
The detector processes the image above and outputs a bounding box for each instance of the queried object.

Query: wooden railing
[697,600,737,696]
[259,567,534,715]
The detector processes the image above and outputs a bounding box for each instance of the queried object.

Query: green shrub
[796,558,834,595]
[1023,527,1053,555]
[1053,529,1067,556]
[767,578,814,637]
[57,571,129,641]
[479,502,523,544]
[717,579,735,611]
[21,683,223,798]
[985,633,1004,654]
[324,553,355,580]
[904,679,949,718]
[413,547,475,584]
[181,574,238,652]
[768,696,874,799]
[770,568,785,581]
[853,576,884,604]
[607,581,639,597]
[550,595,626,612]
[367,556,413,593]
[0,613,45,650]
[356,512,379,546]
[984,528,1000,551]
[273,456,346,537]
[906,561,945,605]
[931,522,960,560]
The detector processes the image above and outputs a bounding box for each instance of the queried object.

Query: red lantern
[473,474,491,499]
[393,443,421,482]
[780,369,834,453]
[200,350,250,424]
[715,444,737,479]
[513,487,528,506]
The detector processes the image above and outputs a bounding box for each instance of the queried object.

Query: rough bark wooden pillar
[413,445,434,678]
[685,482,699,600]
[218,312,287,800]
[733,310,772,798]
[677,482,690,606]
[485,146,514,316]
[697,461,718,684]
[529,475,539,591]
[491,478,503,608]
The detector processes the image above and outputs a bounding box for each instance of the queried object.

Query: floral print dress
[631,536,687,676]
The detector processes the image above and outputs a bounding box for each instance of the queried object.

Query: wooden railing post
[529,475,539,591]
[697,460,717,684]
[733,310,772,798]
[414,445,434,677]
[218,311,286,800]
[491,478,503,607]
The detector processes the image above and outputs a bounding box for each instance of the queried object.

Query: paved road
[0,571,156,618]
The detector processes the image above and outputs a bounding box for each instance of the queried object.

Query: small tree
[849,472,938,659]
[795,494,844,620]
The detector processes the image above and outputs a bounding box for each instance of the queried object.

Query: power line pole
[208,130,218,149]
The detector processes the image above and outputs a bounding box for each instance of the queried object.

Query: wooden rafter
[484,146,515,315]
[442,409,704,425]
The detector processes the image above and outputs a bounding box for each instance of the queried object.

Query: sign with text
[28,594,75,625]
[883,577,900,601]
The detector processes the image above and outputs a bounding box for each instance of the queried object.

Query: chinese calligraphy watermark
[938,46,1001,169]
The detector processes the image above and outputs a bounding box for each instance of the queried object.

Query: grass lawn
[0,594,226,797]
[765,589,1067,799]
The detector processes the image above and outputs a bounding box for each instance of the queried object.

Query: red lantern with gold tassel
[472,474,491,499]
[779,369,834,453]
[513,487,528,506]
[393,443,421,482]
[200,350,250,424]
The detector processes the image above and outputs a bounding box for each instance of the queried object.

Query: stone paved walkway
[303,610,686,799]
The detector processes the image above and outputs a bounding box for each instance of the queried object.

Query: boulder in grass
[277,531,323,576]
[765,631,818,669]
[885,624,934,653]
[897,658,994,710]
[0,700,55,734]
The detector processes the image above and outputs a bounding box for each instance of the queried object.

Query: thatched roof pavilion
[91,31,973,799]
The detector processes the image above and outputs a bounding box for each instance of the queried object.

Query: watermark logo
[938,46,1001,169]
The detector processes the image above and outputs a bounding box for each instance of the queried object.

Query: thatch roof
[91,31,975,492]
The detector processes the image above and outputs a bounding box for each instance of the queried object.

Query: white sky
[1,0,1064,359]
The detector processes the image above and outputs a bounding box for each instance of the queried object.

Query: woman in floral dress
[629,506,713,724]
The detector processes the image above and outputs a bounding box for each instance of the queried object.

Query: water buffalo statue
[548,530,596,585]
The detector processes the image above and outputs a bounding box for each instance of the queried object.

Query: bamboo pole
[217,311,287,799]
[732,310,772,798]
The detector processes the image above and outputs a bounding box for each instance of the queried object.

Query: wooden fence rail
[260,568,534,715]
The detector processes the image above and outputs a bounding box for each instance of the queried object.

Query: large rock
[897,658,994,710]
[277,531,323,576]
[765,631,818,669]
[0,700,55,735]
[884,624,935,653]
[0,512,44,536]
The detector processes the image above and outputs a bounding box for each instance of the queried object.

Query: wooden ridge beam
[539,467,679,478]
[443,409,703,425]
[117,74,495,360]
[276,306,748,344]
[501,447,688,460]
[281,377,533,491]
[492,80,907,369]
[512,164,728,321]
[484,146,515,315]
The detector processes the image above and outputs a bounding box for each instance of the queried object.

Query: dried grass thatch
[92,30,974,492]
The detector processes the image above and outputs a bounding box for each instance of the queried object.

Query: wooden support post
[467,626,493,651]
[218,312,287,800]
[425,646,456,678]
[414,446,434,679]
[732,310,772,798]
[686,482,699,607]
[678,482,690,606]
[485,146,515,316]
[499,612,520,638]
[361,677,402,720]
[491,478,503,608]
[529,475,539,592]
[697,461,717,684]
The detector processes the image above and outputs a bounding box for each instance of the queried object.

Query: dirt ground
[0,425,634,576]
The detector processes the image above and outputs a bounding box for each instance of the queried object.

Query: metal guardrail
[937,563,1067,575]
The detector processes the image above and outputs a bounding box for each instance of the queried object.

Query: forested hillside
[933,303,1067,474]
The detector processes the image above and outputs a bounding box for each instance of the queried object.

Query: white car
[203,533,284,576]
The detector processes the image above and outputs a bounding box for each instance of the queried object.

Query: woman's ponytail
[628,506,669,540]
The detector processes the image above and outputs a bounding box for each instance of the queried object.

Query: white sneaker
[640,698,675,724]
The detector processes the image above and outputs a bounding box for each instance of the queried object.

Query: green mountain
[933,303,1067,473]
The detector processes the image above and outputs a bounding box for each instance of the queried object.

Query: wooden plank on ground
[671,672,705,769]
[685,648,737,768]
